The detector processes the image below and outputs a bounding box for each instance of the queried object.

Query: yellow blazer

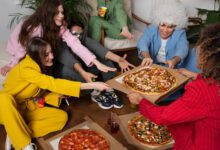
[2,55,81,107]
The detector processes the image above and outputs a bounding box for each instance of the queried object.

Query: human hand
[127,92,144,105]
[118,54,135,73]
[141,57,153,67]
[97,63,117,73]
[93,59,117,73]
[0,65,12,76]
[120,27,134,40]
[165,56,180,69]
[177,68,198,79]
[81,71,97,83]
[164,59,175,69]
[91,82,111,91]
[60,25,68,35]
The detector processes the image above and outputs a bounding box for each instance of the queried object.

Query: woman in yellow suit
[0,37,110,150]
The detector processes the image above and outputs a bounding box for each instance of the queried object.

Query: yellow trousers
[0,92,68,150]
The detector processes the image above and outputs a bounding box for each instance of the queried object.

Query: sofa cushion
[104,29,142,50]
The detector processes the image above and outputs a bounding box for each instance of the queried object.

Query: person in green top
[88,0,134,42]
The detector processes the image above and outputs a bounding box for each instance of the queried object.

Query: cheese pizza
[123,67,176,95]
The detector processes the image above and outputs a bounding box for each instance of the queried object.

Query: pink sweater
[140,75,220,150]
[5,21,96,67]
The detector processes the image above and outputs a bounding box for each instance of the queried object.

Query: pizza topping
[59,129,110,150]
[123,67,176,95]
[128,115,172,146]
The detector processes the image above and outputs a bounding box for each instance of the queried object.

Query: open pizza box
[107,64,190,104]
[114,112,174,150]
[37,116,127,150]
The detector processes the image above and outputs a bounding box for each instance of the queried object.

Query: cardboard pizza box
[115,112,174,150]
[37,116,127,150]
[107,64,190,104]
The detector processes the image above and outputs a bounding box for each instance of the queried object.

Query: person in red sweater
[128,23,220,150]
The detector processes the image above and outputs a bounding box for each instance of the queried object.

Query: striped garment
[139,74,220,150]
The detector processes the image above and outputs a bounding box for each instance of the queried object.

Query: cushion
[104,29,142,50]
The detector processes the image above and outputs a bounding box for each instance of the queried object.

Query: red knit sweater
[140,75,220,150]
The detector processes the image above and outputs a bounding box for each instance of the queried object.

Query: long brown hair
[196,23,220,85]
[19,0,65,50]
[27,37,52,98]
[26,37,51,75]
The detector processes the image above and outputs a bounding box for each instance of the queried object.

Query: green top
[97,0,131,29]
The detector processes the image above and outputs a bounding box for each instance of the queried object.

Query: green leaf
[197,8,209,15]
[206,11,220,24]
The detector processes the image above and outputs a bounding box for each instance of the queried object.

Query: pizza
[128,115,172,146]
[59,129,110,150]
[123,67,176,95]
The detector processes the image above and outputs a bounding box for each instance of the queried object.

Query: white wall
[0,0,31,61]
[132,0,217,31]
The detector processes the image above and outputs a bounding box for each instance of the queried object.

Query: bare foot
[120,27,134,40]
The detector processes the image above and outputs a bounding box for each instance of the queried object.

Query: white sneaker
[22,143,37,150]
[5,135,12,150]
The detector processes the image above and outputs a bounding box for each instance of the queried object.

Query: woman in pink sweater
[0,0,116,76]
[128,23,220,150]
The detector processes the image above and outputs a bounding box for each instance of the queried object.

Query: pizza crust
[123,67,177,95]
[59,129,110,150]
[128,115,172,146]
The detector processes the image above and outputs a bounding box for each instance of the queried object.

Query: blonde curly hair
[151,0,188,29]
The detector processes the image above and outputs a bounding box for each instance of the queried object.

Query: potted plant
[9,0,92,28]
[187,0,220,43]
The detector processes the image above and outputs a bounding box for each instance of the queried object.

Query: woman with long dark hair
[1,37,111,150]
[0,0,116,76]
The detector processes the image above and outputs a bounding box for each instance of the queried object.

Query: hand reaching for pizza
[177,68,198,79]
[127,92,144,104]
[141,57,153,67]
[164,59,175,69]
[92,59,117,73]
[81,71,97,82]
[165,56,181,69]
[118,54,135,73]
